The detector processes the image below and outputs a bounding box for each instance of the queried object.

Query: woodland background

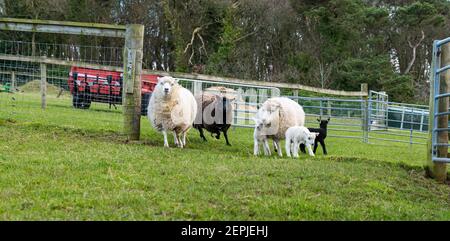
[1,0,450,103]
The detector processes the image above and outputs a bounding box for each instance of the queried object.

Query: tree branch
[184,27,203,54]
[404,30,425,74]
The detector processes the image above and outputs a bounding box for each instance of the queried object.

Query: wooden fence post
[123,24,144,141]
[427,42,448,183]
[40,63,46,109]
[11,71,15,92]
[361,83,369,143]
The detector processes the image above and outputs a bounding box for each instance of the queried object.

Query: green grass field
[0,92,449,220]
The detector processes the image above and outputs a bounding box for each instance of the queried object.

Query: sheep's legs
[285,139,291,157]
[198,127,207,142]
[254,139,260,156]
[300,144,306,153]
[173,131,183,148]
[263,139,271,156]
[182,130,188,147]
[274,140,282,157]
[320,140,327,155]
[223,131,231,146]
[163,131,169,148]
[306,144,315,157]
[173,131,179,146]
[293,142,300,158]
[313,140,319,154]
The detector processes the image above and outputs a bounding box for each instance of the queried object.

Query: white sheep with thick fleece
[285,126,319,157]
[253,97,305,157]
[147,76,197,148]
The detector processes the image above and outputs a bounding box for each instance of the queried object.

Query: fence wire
[0,39,431,147]
[0,40,124,132]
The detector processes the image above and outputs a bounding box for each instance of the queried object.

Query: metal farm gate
[368,90,388,131]
[428,37,450,182]
[174,77,280,128]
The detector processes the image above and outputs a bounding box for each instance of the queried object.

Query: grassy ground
[0,92,449,220]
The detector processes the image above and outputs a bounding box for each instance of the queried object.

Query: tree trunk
[404,30,425,75]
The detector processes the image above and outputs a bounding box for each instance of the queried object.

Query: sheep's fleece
[285,126,319,157]
[253,97,305,156]
[147,76,197,147]
[256,97,305,140]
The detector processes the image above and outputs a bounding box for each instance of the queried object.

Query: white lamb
[147,76,197,148]
[253,97,305,157]
[285,126,319,158]
[253,116,272,156]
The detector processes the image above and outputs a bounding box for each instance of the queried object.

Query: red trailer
[68,66,159,115]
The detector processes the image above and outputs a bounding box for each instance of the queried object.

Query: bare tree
[404,30,425,74]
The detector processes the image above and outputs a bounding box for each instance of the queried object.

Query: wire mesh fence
[175,77,279,128]
[0,38,431,147]
[0,39,125,132]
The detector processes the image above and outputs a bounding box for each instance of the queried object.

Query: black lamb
[300,117,330,155]
[193,92,234,146]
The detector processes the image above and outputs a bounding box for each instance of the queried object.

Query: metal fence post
[320,100,323,117]
[410,129,413,146]
[40,63,46,109]
[123,24,144,141]
[400,108,405,129]
[420,111,424,132]
[427,41,448,182]
[361,83,369,143]
[327,100,332,117]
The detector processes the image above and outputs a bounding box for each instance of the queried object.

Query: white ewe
[285,126,319,157]
[253,97,305,157]
[147,76,197,148]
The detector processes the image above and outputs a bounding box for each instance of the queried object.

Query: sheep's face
[157,76,178,96]
[317,117,330,129]
[254,102,280,135]
[305,132,319,146]
[259,102,281,129]
[253,117,264,131]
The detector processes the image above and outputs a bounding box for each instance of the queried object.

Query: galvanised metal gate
[175,77,280,128]
[368,90,388,131]
[430,37,450,163]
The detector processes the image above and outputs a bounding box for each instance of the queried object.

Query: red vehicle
[68,66,159,115]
